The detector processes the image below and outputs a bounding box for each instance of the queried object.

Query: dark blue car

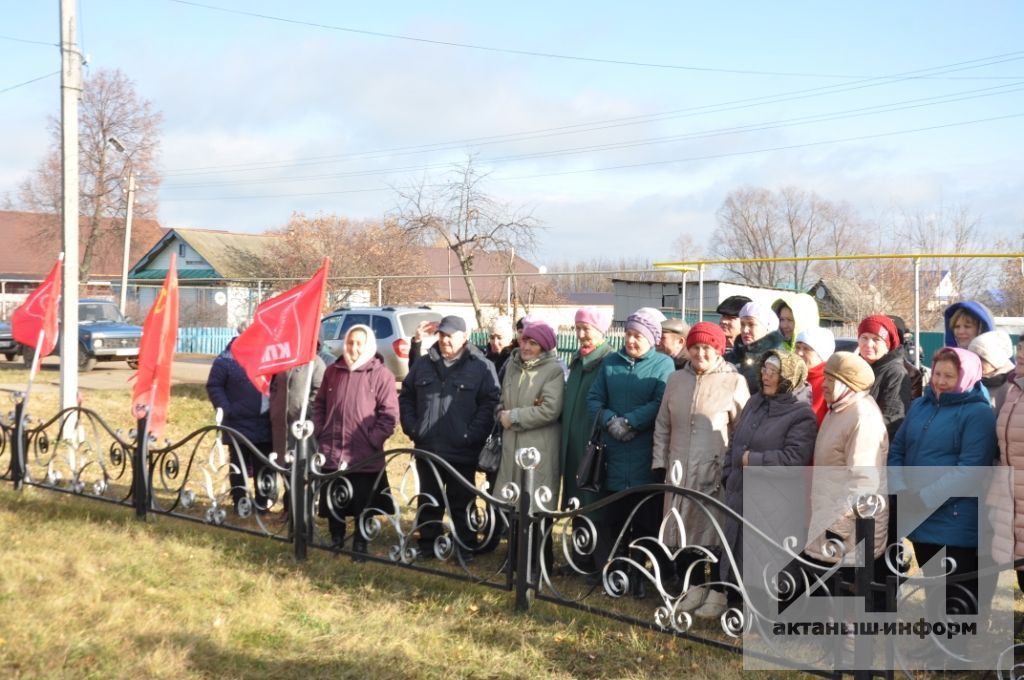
[15,299,143,371]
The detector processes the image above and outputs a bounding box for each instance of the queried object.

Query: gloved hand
[607,416,636,442]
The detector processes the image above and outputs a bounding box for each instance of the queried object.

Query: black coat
[205,339,272,445]
[868,349,912,439]
[730,330,786,394]
[398,343,501,465]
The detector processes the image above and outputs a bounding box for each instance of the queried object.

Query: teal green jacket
[587,347,675,492]
[560,342,614,507]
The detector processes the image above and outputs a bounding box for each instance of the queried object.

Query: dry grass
[0,488,760,680]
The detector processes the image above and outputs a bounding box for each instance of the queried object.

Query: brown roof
[0,210,166,280]
[420,247,539,303]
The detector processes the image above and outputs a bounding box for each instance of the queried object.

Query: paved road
[0,355,214,393]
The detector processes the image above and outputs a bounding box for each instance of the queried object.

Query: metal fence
[0,399,1017,677]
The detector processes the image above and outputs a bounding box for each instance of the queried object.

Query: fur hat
[824,351,875,392]
[795,327,836,363]
[857,315,900,351]
[760,350,807,395]
[574,306,611,334]
[739,301,780,333]
[686,322,726,355]
[968,330,1014,370]
[521,320,557,353]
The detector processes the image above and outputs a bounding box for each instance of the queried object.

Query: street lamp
[107,136,135,316]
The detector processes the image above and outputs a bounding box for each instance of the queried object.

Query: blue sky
[2,1,1022,266]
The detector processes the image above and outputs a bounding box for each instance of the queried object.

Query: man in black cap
[716,295,751,361]
[398,315,501,563]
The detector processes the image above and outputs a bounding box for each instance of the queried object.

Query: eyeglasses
[760,365,781,376]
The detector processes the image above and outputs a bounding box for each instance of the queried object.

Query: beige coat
[494,349,565,512]
[990,376,1024,566]
[804,391,889,564]
[652,357,749,548]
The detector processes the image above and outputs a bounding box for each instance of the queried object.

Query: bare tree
[257,212,431,307]
[394,156,541,328]
[20,69,162,286]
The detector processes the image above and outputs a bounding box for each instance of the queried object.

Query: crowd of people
[205,296,1024,624]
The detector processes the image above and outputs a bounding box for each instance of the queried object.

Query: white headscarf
[343,324,378,371]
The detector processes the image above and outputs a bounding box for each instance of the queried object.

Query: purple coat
[312,354,398,473]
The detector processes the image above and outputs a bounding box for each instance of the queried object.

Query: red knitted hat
[686,322,726,355]
[857,315,901,351]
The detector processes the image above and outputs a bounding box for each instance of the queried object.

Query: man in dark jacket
[717,295,752,357]
[399,315,501,561]
[206,333,274,514]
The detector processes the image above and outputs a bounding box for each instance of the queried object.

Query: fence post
[132,413,151,519]
[11,398,26,490]
[291,425,309,562]
[853,513,876,680]
[514,449,535,611]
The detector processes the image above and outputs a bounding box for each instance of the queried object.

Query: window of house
[178,243,187,257]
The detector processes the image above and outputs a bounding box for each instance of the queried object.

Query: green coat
[494,348,565,512]
[560,343,614,508]
[587,347,675,492]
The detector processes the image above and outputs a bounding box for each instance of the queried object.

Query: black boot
[352,537,368,562]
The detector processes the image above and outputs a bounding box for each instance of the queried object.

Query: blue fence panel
[176,327,233,355]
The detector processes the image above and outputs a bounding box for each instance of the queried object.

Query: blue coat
[587,347,674,492]
[206,339,272,445]
[887,383,998,547]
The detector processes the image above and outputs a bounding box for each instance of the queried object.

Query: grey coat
[269,357,326,458]
[494,349,565,512]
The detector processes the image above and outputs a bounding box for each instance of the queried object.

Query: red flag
[231,259,330,394]
[131,254,179,437]
[12,256,62,367]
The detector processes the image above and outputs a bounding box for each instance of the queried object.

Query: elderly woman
[652,322,749,618]
[794,327,836,427]
[803,352,888,581]
[587,308,675,590]
[944,300,995,349]
[484,316,515,376]
[495,320,565,506]
[731,301,786,393]
[561,307,615,509]
[771,296,820,352]
[969,330,1015,411]
[493,320,565,569]
[889,347,998,615]
[991,339,1024,594]
[857,315,912,440]
[721,350,817,609]
[312,324,399,557]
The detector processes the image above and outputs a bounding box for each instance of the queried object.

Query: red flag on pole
[12,255,62,369]
[231,258,330,394]
[131,254,179,437]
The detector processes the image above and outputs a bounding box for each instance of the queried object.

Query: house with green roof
[128,228,278,328]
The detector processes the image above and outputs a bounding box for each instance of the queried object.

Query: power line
[0,71,60,95]
[167,0,1024,81]
[160,111,1024,202]
[0,34,57,47]
[161,81,1024,190]
[162,51,1024,177]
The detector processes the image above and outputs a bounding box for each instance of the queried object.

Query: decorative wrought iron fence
[0,396,1018,678]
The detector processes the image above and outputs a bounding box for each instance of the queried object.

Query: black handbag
[478,421,503,474]
[575,410,606,493]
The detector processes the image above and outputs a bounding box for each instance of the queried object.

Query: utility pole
[108,136,135,316]
[60,0,81,415]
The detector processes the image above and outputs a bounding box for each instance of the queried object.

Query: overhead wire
[0,71,60,96]
[162,51,1024,177]
[161,80,1024,190]
[160,111,1024,202]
